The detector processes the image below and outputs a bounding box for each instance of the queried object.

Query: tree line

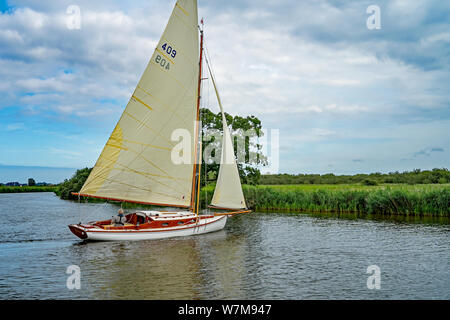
[260,168,449,185]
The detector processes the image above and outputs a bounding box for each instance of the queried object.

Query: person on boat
[111,209,127,226]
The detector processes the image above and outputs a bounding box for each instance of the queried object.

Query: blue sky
[0,0,449,182]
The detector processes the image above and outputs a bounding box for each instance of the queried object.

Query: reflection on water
[79,239,204,299]
[68,223,251,299]
[0,193,449,299]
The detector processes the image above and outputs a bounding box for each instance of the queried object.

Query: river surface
[0,192,448,300]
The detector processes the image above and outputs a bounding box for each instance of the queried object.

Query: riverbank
[0,186,57,193]
[53,183,449,217]
[200,184,450,216]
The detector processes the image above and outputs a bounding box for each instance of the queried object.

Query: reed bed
[200,184,449,216]
[0,186,57,193]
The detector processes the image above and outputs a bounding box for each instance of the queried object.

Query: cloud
[2,1,449,123]
[413,147,445,157]
[0,0,449,173]
[0,5,162,118]
[48,147,82,160]
[4,122,25,131]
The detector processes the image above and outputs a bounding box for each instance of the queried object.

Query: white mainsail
[206,60,247,210]
[79,0,199,207]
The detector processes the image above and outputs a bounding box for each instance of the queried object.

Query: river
[0,192,448,299]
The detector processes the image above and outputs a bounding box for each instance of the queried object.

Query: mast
[190,19,204,213]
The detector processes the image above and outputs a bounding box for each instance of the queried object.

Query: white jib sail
[79,0,200,207]
[206,59,247,210]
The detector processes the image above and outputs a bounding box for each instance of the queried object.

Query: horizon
[1,0,449,175]
[0,164,77,184]
[0,164,447,185]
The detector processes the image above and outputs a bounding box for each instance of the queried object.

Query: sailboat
[68,0,250,241]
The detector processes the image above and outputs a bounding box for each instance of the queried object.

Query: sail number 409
[162,43,177,58]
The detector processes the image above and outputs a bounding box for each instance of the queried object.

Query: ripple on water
[0,193,449,299]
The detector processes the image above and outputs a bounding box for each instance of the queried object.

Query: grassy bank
[200,184,449,216]
[56,182,449,217]
[55,168,449,217]
[0,186,57,193]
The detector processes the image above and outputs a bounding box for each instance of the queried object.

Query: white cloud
[5,122,25,131]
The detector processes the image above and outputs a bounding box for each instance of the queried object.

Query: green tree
[27,178,36,186]
[259,168,450,185]
[56,168,92,200]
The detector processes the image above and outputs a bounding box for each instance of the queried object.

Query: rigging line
[203,40,225,115]
[203,39,218,93]
[85,200,110,222]
[204,46,236,170]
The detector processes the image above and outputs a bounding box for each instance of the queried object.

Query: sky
[0,0,449,182]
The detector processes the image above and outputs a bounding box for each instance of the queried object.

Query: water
[0,192,448,299]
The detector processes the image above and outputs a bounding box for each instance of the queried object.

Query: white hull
[74,215,227,241]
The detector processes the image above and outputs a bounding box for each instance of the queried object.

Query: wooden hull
[68,214,227,241]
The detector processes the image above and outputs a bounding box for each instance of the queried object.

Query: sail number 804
[155,55,170,70]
